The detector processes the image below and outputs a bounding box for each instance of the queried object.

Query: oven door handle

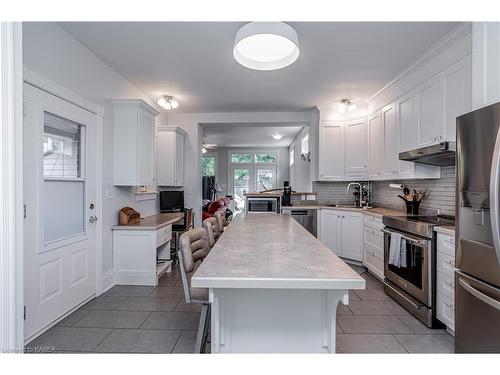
[381,229,426,246]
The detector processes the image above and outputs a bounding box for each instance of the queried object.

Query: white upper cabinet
[318,121,345,180]
[397,93,416,153]
[415,76,443,147]
[381,102,399,178]
[344,119,368,179]
[472,22,500,109]
[157,126,186,187]
[442,56,472,140]
[368,111,382,180]
[113,100,159,186]
[414,57,471,147]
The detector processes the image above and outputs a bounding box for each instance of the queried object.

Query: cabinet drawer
[363,214,383,225]
[156,225,172,248]
[363,250,384,278]
[437,251,456,278]
[363,226,383,258]
[437,233,455,257]
[437,271,455,301]
[436,292,455,331]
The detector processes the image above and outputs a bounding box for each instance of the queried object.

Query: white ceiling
[202,123,305,148]
[59,22,461,112]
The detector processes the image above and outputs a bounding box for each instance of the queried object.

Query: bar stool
[202,217,220,248]
[178,228,211,353]
[214,210,229,234]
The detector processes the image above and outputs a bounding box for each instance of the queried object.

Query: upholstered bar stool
[178,228,211,353]
[214,210,229,234]
[202,217,220,248]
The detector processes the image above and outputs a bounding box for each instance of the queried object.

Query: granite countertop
[112,212,184,231]
[191,213,366,290]
[281,204,405,218]
[435,225,455,236]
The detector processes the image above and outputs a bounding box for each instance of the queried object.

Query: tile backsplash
[312,165,456,216]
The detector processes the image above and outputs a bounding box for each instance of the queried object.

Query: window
[255,152,277,163]
[256,169,273,190]
[43,112,82,179]
[301,134,309,155]
[202,155,216,176]
[231,153,253,163]
[290,147,295,166]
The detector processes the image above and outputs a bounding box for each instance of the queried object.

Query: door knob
[89,215,98,223]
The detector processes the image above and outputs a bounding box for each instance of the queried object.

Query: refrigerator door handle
[489,125,500,265]
[459,278,500,311]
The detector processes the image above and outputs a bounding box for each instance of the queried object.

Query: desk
[112,213,183,286]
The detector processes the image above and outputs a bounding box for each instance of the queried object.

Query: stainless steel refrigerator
[456,102,500,353]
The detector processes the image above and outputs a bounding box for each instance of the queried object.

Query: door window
[43,112,85,244]
[233,168,250,211]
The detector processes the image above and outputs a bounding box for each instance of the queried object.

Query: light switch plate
[105,189,116,200]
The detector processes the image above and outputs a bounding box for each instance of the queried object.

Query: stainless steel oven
[381,214,454,327]
[245,197,280,213]
[382,228,431,306]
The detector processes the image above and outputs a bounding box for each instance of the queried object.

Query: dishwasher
[282,208,317,237]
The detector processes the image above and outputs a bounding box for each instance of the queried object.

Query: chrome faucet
[347,182,363,207]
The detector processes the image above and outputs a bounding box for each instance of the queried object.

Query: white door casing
[23,83,99,342]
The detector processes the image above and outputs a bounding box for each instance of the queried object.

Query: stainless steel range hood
[399,141,456,166]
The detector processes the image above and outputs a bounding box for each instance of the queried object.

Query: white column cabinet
[344,119,368,180]
[318,122,345,180]
[157,126,186,187]
[113,100,159,186]
[472,22,500,110]
[319,210,362,262]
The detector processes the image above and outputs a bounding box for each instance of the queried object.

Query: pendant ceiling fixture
[233,22,300,71]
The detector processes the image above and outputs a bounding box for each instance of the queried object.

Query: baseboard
[101,269,115,294]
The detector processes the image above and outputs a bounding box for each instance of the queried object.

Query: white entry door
[23,83,99,342]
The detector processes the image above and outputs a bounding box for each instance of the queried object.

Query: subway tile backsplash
[313,165,456,216]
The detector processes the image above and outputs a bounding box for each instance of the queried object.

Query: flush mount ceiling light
[157,96,179,110]
[272,134,283,140]
[337,99,356,114]
[233,22,300,71]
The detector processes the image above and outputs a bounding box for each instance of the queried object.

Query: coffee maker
[282,181,292,207]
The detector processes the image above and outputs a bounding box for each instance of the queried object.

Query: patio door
[230,166,277,211]
[23,83,99,342]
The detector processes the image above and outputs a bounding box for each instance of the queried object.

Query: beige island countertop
[192,213,365,290]
[112,212,184,231]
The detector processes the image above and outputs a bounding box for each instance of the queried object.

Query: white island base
[209,288,348,353]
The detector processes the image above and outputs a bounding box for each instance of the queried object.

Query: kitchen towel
[389,233,402,267]
[400,239,407,268]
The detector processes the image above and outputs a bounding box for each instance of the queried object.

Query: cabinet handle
[445,281,454,288]
[448,259,455,266]
[432,136,436,141]
[445,302,455,311]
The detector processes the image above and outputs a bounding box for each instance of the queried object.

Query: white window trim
[290,147,295,166]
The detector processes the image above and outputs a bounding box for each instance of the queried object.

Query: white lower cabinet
[362,215,385,280]
[436,231,456,332]
[319,210,362,262]
[112,225,173,286]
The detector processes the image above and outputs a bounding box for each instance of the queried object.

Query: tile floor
[25,266,455,354]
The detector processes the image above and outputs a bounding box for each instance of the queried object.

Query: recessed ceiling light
[233,22,300,71]
[272,134,283,140]
[157,96,179,110]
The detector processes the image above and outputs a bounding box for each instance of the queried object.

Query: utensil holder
[405,201,420,216]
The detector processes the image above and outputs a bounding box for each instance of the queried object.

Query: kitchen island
[191,213,365,353]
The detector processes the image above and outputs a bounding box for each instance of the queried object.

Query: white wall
[161,111,314,225]
[22,22,163,277]
[289,127,311,192]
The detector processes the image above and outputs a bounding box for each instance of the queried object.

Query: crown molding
[367,22,472,104]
